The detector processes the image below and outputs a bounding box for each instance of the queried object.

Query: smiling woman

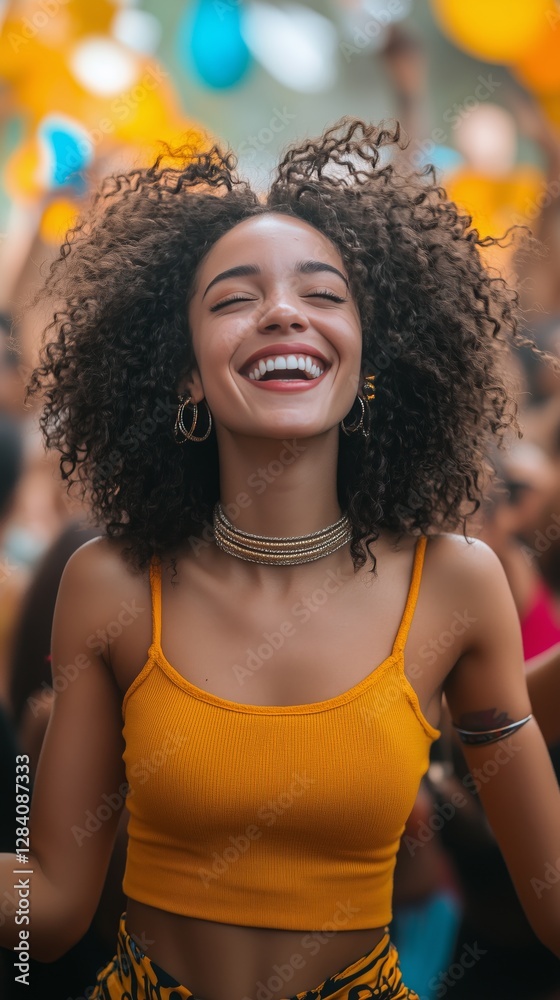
[2,118,560,998]
[22,118,546,575]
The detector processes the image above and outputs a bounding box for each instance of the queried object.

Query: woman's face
[185,213,363,441]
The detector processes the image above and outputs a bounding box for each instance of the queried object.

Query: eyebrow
[202,259,349,299]
[297,260,349,288]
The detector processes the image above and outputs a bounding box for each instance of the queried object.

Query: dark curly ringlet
[24,117,557,578]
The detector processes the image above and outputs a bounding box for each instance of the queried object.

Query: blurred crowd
[1,16,560,1000]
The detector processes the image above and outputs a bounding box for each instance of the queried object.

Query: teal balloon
[178,0,251,89]
[39,116,91,192]
[419,145,464,174]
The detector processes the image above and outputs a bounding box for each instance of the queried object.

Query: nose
[256,295,309,334]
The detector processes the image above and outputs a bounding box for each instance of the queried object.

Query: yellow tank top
[121,535,440,929]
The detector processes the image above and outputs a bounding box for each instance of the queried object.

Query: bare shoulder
[426,531,520,666]
[420,532,510,646]
[57,536,151,665]
[425,531,506,594]
[62,534,147,590]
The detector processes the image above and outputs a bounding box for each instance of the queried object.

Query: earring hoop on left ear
[174,395,212,443]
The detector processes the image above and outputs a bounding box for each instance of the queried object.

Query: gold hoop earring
[341,396,366,436]
[362,374,376,401]
[174,395,212,443]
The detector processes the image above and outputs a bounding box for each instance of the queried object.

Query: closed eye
[209,290,347,312]
[304,291,347,302]
[209,295,256,312]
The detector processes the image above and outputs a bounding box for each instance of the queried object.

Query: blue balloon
[177,0,252,89]
[419,145,464,174]
[39,118,91,191]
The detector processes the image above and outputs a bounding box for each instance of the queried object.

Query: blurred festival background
[0,1,560,998]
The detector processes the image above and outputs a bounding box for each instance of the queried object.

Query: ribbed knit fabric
[121,535,440,930]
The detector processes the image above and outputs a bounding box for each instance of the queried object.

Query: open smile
[238,345,331,391]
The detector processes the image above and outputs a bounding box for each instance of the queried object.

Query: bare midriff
[125,898,386,999]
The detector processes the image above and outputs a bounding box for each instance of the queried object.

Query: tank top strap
[148,554,163,653]
[392,535,428,657]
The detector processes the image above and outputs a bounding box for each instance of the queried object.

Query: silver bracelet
[453,713,533,746]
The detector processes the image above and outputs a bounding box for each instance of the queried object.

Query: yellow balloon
[446,166,544,235]
[3,143,43,200]
[539,93,560,128]
[445,166,544,269]
[40,199,80,245]
[430,0,555,63]
[514,22,560,94]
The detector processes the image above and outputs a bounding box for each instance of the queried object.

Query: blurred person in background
[0,410,27,706]
[0,407,78,704]
[516,316,560,599]
[474,442,560,659]
[0,314,24,418]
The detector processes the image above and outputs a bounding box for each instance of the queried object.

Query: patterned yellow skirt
[90,913,420,999]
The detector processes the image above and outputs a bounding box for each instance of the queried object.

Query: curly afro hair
[25,117,552,577]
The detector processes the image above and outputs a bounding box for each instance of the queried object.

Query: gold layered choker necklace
[212,502,352,566]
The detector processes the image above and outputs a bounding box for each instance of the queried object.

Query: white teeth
[245,354,326,381]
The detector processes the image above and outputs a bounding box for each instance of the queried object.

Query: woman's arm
[0,540,128,961]
[443,538,560,958]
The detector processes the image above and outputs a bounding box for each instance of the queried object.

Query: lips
[239,342,329,376]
